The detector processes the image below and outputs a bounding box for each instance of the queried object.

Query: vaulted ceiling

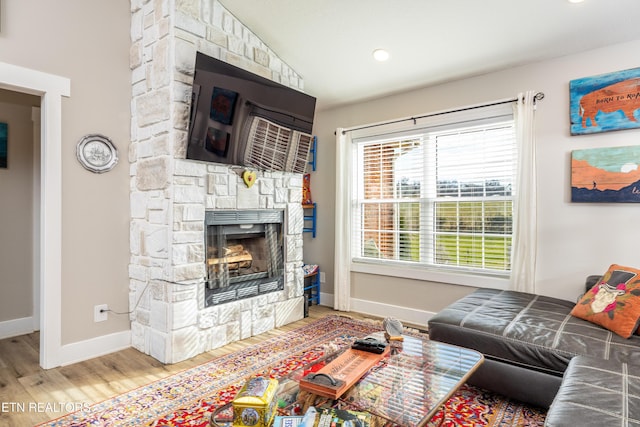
[219,0,640,111]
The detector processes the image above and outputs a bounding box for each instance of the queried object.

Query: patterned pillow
[571,264,640,338]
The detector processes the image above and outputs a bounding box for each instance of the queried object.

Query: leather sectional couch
[427,277,640,425]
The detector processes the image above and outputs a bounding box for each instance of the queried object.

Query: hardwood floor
[0,306,376,427]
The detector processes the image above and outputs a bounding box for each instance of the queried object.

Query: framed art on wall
[0,122,7,168]
[570,67,640,135]
[571,145,640,202]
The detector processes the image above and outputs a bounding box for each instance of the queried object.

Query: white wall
[306,39,640,324]
[0,1,131,346]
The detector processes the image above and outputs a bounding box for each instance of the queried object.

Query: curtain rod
[339,92,544,135]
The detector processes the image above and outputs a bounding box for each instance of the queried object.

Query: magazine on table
[299,406,371,427]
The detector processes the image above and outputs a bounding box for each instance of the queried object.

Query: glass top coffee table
[210,332,483,427]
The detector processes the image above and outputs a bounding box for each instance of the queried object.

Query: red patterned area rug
[39,315,545,427]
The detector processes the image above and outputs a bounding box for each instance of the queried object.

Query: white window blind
[351,105,516,277]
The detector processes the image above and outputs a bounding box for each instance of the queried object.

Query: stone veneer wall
[128,0,307,364]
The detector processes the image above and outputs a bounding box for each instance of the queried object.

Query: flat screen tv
[187,52,317,173]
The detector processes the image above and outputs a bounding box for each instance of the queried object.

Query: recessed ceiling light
[373,49,390,62]
[568,0,584,3]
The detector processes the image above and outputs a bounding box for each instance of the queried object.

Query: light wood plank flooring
[0,306,377,427]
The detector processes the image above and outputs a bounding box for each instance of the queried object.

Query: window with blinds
[352,112,516,276]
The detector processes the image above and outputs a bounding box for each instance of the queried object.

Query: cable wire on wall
[104,278,207,315]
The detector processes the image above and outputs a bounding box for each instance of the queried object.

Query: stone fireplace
[128,0,307,364]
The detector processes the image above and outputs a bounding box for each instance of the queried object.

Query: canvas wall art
[571,145,640,202]
[0,122,7,168]
[570,67,640,135]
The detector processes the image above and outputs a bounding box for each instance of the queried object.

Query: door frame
[0,61,70,369]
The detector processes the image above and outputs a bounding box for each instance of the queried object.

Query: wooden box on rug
[232,376,279,427]
[299,347,388,399]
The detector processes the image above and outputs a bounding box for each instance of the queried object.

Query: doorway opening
[0,61,70,369]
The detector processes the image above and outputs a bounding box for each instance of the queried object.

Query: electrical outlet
[320,272,326,283]
[94,304,108,322]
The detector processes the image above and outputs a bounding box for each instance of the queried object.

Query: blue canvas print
[0,122,7,168]
[570,67,640,135]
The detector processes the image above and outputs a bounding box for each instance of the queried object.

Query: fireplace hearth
[205,210,284,307]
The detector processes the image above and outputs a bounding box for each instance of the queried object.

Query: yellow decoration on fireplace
[242,170,257,188]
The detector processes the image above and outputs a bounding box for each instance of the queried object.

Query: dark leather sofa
[544,354,640,426]
[427,277,640,424]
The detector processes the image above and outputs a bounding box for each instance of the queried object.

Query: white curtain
[510,91,538,293]
[334,128,352,311]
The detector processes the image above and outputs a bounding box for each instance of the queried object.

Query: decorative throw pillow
[571,264,640,338]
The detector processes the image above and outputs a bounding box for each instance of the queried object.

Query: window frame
[348,104,515,289]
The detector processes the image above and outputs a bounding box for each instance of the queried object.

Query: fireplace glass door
[205,210,284,307]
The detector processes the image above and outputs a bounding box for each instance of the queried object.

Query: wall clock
[76,134,118,173]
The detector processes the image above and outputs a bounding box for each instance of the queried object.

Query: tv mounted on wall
[186,52,317,174]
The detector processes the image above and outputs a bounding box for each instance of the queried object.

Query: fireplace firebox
[204,210,284,307]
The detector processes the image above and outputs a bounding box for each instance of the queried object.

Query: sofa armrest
[585,275,601,292]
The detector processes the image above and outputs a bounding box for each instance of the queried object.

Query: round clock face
[76,134,118,173]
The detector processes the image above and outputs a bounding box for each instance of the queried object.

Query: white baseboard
[41,295,428,366]
[0,317,131,367]
[58,330,131,366]
[319,291,332,308]
[317,292,434,330]
[0,316,35,340]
